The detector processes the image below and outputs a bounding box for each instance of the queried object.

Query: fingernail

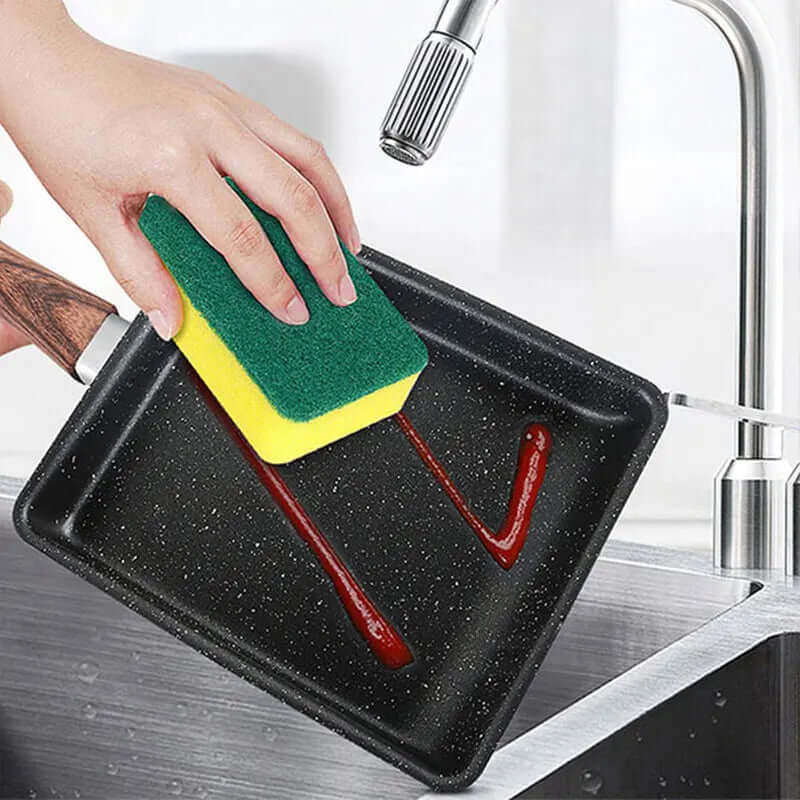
[348,225,362,254]
[337,274,357,306]
[283,295,310,325]
[148,309,174,341]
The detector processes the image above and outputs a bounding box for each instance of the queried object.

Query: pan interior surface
[14,248,666,789]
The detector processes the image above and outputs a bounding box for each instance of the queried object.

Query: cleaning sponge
[139,180,428,463]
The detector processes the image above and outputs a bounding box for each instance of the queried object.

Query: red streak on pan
[394,413,552,570]
[198,370,551,666]
[241,448,414,670]
[195,377,413,669]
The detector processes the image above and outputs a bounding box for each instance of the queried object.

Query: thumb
[0,179,31,355]
[0,320,30,356]
[0,180,12,221]
[91,214,182,341]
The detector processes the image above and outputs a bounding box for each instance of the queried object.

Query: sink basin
[0,483,765,799]
[517,633,800,799]
[453,546,800,800]
[502,559,758,745]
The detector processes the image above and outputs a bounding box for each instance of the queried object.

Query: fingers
[207,129,357,310]
[217,96,361,254]
[0,181,12,221]
[169,163,310,325]
[0,319,30,356]
[91,213,182,340]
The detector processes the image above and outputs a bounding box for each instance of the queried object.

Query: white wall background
[1,1,798,543]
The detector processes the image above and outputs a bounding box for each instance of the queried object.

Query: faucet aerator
[380,137,427,166]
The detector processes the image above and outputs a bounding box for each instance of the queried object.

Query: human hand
[0,3,361,339]
[0,180,32,356]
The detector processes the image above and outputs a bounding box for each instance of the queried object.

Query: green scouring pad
[138,180,428,463]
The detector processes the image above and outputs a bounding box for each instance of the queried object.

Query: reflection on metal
[786,465,800,576]
[74,313,129,385]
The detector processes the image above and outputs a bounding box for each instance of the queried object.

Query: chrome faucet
[380,0,792,571]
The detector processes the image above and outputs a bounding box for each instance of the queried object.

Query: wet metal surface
[519,633,800,798]
[445,550,800,800]
[0,480,754,799]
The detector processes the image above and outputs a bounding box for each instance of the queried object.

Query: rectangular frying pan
[1,238,667,790]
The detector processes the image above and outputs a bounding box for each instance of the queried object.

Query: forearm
[0,0,71,45]
[0,1,80,114]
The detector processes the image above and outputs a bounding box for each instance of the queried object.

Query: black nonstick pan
[3,240,667,790]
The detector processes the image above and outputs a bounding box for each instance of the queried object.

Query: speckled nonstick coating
[13,247,667,790]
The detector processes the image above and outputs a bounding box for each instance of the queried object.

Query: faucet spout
[380,0,789,569]
[379,0,497,165]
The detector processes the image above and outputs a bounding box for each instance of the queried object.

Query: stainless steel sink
[445,548,800,800]
[0,479,769,799]
[517,633,800,798]
[501,559,758,745]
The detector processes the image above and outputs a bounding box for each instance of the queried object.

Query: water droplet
[106,763,119,777]
[658,777,667,788]
[126,727,136,739]
[193,786,208,799]
[177,702,187,717]
[688,729,696,739]
[76,661,99,684]
[711,715,719,725]
[714,690,727,708]
[81,703,97,720]
[73,791,82,799]
[680,775,687,784]
[28,790,38,799]
[131,651,141,662]
[704,777,712,787]
[167,778,183,795]
[634,731,643,743]
[262,725,278,742]
[580,770,603,796]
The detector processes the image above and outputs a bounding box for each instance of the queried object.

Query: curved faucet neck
[674,0,783,459]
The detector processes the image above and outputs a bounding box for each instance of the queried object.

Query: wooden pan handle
[0,240,117,379]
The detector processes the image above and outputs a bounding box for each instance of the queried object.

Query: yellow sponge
[139,183,429,464]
